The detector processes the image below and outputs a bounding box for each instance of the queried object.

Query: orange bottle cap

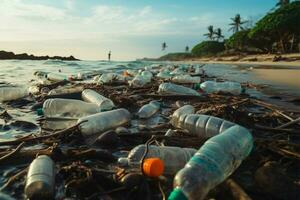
[142,158,164,177]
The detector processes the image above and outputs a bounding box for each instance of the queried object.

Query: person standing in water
[108,51,111,61]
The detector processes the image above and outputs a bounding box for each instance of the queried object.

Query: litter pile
[0,64,299,200]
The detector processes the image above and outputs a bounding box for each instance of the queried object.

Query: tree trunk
[290,33,295,52]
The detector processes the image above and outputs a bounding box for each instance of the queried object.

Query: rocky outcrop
[0,50,79,61]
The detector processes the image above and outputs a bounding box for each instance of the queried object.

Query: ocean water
[0,59,299,141]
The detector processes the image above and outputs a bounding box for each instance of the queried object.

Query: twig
[0,142,25,164]
[0,168,28,191]
[225,179,252,200]
[275,117,300,129]
[0,120,87,146]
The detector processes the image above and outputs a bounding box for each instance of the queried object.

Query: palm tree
[276,0,290,7]
[214,28,224,41]
[162,42,167,51]
[229,14,247,33]
[203,25,214,40]
[185,46,189,52]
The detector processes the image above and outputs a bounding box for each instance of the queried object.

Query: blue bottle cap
[168,188,188,200]
[37,108,44,116]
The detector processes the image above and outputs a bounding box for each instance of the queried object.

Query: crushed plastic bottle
[121,145,197,175]
[0,87,29,102]
[98,73,125,84]
[78,108,131,137]
[25,155,55,200]
[46,72,68,82]
[171,105,195,127]
[42,98,100,119]
[173,112,235,138]
[82,89,115,111]
[158,83,201,96]
[200,81,242,95]
[137,101,160,119]
[172,75,201,84]
[169,125,253,200]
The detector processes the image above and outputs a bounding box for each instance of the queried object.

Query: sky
[0,0,278,60]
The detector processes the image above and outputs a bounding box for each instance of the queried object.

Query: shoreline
[177,53,300,67]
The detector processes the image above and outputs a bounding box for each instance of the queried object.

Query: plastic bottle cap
[168,188,188,200]
[142,158,164,177]
[194,83,201,90]
[36,108,44,116]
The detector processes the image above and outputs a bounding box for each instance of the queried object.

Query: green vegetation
[249,1,300,53]
[191,41,225,56]
[225,30,253,51]
[159,0,299,60]
[157,52,193,61]
[229,14,247,33]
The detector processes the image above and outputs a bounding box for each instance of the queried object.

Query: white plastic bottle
[200,81,242,95]
[42,98,100,119]
[25,155,55,200]
[156,70,172,80]
[121,145,197,175]
[46,72,68,82]
[172,75,200,84]
[82,89,115,111]
[169,125,253,200]
[0,87,29,102]
[158,83,201,96]
[137,101,160,119]
[77,108,131,136]
[173,113,235,138]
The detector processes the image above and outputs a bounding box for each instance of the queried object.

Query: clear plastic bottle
[48,85,84,95]
[98,73,125,84]
[174,114,235,138]
[169,125,253,200]
[137,101,160,119]
[78,108,131,137]
[129,73,152,87]
[200,81,242,95]
[46,72,68,82]
[0,87,29,102]
[171,105,195,127]
[172,75,200,84]
[25,155,55,200]
[158,83,201,96]
[43,98,100,119]
[156,71,172,80]
[82,89,115,111]
[121,145,197,175]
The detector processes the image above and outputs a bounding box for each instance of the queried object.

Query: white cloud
[0,0,229,59]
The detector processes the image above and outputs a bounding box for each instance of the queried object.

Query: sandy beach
[184,53,300,67]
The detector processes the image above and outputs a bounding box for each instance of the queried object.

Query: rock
[95,130,120,147]
[120,173,144,189]
[255,161,300,200]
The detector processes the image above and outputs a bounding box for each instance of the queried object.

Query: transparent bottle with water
[200,81,242,95]
[120,145,197,175]
[168,125,253,200]
[82,89,115,111]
